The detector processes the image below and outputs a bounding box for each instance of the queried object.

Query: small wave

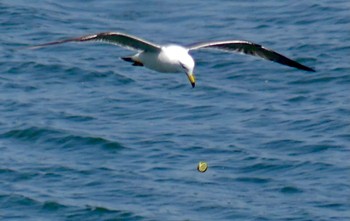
[2,193,41,208]
[287,95,308,103]
[1,192,144,220]
[75,205,145,220]
[1,126,53,141]
[288,76,339,85]
[60,134,125,150]
[301,144,343,154]
[1,126,126,151]
[235,176,272,184]
[240,161,294,174]
[41,200,69,211]
[279,186,303,194]
[4,60,134,87]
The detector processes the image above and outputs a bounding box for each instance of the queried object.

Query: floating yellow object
[197,161,208,173]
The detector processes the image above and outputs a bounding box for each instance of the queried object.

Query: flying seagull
[30,32,315,87]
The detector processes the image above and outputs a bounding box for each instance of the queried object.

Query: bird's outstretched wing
[30,32,161,52]
[187,40,315,72]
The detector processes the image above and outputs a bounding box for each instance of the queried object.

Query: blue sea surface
[1,0,350,220]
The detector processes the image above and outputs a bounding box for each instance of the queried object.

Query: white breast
[138,45,190,73]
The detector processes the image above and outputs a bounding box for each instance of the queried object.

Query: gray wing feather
[188,40,315,72]
[30,32,161,52]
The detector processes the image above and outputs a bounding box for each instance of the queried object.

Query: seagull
[30,32,315,88]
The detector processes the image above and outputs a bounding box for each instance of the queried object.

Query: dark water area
[1,0,349,220]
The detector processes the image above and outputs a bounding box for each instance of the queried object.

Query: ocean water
[1,0,349,220]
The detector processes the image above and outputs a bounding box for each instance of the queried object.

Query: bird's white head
[179,56,195,88]
[163,45,196,88]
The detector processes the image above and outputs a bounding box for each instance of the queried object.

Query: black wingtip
[277,56,316,73]
[300,67,316,72]
[300,65,316,72]
[309,67,316,72]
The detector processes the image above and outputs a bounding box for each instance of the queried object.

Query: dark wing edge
[187,40,315,72]
[28,32,161,52]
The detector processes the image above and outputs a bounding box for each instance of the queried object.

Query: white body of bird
[136,45,195,74]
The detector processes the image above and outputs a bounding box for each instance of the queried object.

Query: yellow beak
[187,73,196,88]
